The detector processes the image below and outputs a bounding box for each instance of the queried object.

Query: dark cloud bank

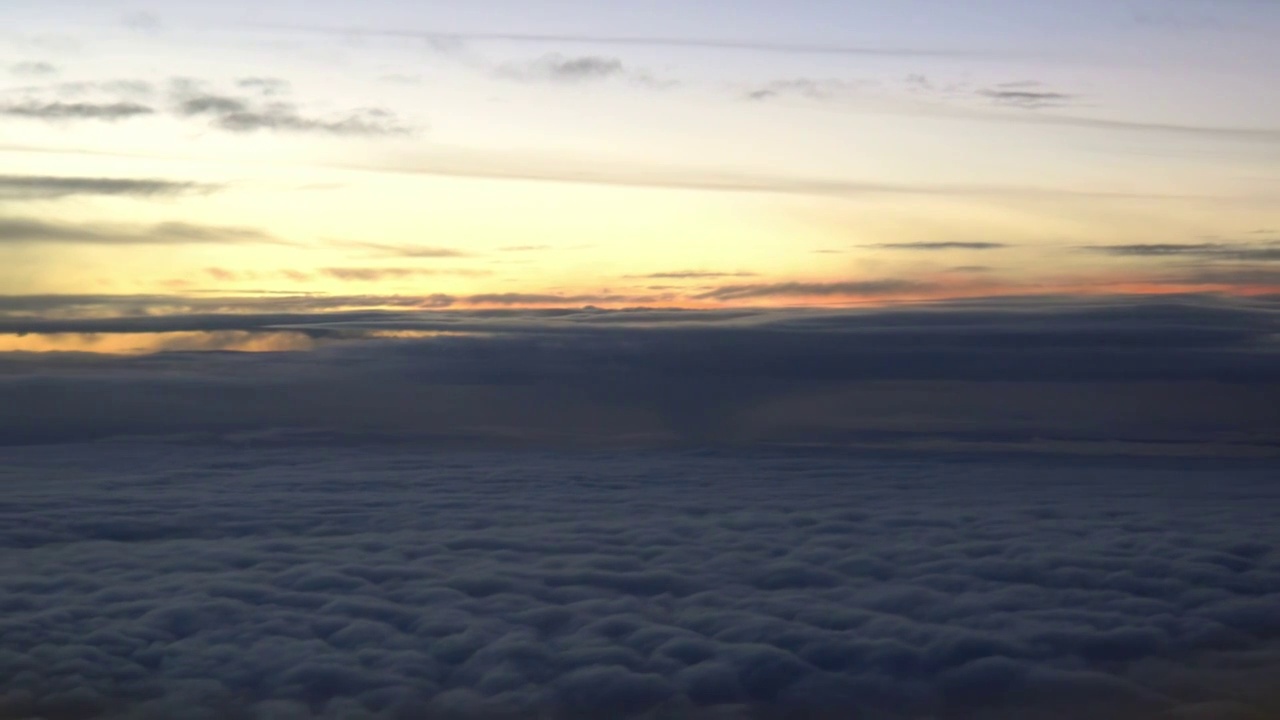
[1,293,1278,450]
[0,445,1277,719]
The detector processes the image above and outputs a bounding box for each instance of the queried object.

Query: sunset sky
[1,1,1278,453]
[3,0,1279,333]
[6,8,1280,717]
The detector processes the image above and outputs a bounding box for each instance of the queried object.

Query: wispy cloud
[872,242,1010,251]
[492,53,673,89]
[8,61,58,77]
[745,78,868,102]
[979,81,1076,109]
[255,23,991,59]
[235,77,291,96]
[1084,242,1280,261]
[321,267,491,281]
[0,175,213,200]
[0,218,285,246]
[497,54,623,82]
[175,93,410,136]
[360,152,1206,201]
[336,240,470,258]
[464,292,659,306]
[695,279,928,301]
[122,10,163,34]
[0,100,155,121]
[629,271,760,279]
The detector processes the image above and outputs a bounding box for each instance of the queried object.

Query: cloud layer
[1,295,1277,450]
[0,444,1277,719]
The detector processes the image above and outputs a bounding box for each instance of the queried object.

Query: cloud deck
[2,445,1277,719]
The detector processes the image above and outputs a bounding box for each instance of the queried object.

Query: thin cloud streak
[872,242,1010,251]
[0,100,155,121]
[354,153,1219,202]
[1084,243,1280,261]
[0,175,213,200]
[174,93,412,136]
[695,280,930,301]
[335,240,470,258]
[0,218,286,246]
[251,23,997,58]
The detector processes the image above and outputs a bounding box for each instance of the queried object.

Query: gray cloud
[0,100,155,120]
[122,10,163,33]
[0,218,284,246]
[492,53,672,89]
[14,79,156,98]
[0,175,212,200]
[236,76,292,96]
[1,294,1279,450]
[498,54,625,83]
[980,84,1076,109]
[0,444,1278,718]
[8,61,58,77]
[1084,243,1280,261]
[745,78,867,102]
[694,280,928,301]
[0,294,450,319]
[175,93,410,135]
[872,242,1010,251]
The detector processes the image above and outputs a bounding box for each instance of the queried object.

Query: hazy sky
[3,0,1279,346]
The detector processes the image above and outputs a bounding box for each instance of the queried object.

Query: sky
[1,0,1279,452]
[3,0,1280,325]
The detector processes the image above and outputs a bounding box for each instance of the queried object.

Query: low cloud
[0,175,213,200]
[0,444,1277,718]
